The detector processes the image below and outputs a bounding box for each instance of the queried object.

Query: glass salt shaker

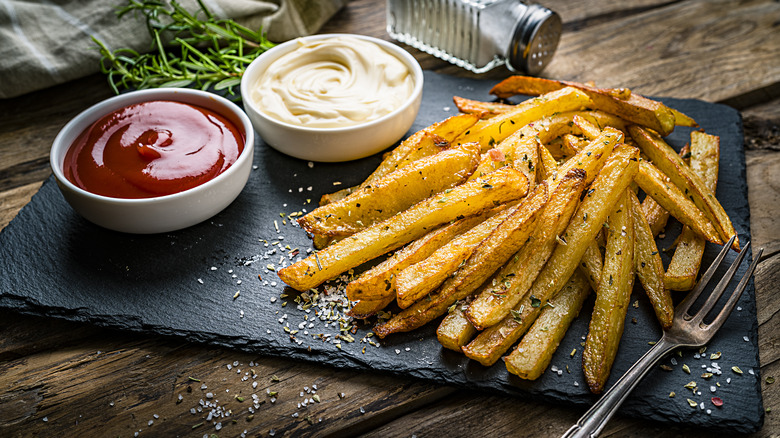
[386,0,562,75]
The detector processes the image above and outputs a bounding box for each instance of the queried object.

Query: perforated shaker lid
[507,5,562,75]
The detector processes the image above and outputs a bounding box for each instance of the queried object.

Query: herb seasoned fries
[277,76,738,392]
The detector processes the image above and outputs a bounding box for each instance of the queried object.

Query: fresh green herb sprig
[93,0,275,98]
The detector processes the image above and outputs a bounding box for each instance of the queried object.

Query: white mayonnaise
[250,36,415,128]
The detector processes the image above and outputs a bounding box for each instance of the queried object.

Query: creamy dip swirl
[251,36,414,128]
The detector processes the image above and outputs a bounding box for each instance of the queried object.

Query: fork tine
[676,235,737,317]
[704,246,763,336]
[690,240,751,326]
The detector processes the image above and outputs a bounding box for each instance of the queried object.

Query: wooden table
[1,0,778,436]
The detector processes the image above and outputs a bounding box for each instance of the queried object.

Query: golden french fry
[504,270,591,380]
[629,126,737,250]
[634,160,722,245]
[537,141,558,182]
[319,113,481,207]
[454,87,592,151]
[365,113,480,182]
[278,167,530,291]
[299,144,480,238]
[559,134,585,157]
[551,127,623,192]
[373,183,548,338]
[583,190,636,394]
[641,195,670,237]
[462,145,640,366]
[490,76,676,136]
[319,186,355,207]
[628,190,674,329]
[349,296,396,319]
[396,205,517,308]
[466,168,587,330]
[579,240,603,291]
[572,115,601,140]
[392,132,450,169]
[437,303,478,351]
[670,108,698,127]
[574,111,631,136]
[345,211,495,304]
[468,130,538,183]
[666,131,720,290]
[453,96,515,119]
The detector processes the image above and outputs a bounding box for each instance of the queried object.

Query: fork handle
[562,337,677,438]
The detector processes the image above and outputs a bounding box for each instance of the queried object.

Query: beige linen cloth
[0,0,345,98]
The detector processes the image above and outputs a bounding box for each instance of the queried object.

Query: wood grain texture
[0,0,778,437]
[542,0,780,103]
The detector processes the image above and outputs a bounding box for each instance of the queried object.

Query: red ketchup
[63,100,244,199]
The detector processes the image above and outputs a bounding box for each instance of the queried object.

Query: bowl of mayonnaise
[240,34,423,162]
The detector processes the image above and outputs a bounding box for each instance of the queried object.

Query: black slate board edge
[1,282,763,434]
[0,71,764,433]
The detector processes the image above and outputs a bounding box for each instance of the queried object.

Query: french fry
[468,131,538,183]
[504,270,591,380]
[665,131,720,290]
[462,145,640,366]
[560,134,585,157]
[278,167,530,291]
[574,111,631,136]
[454,87,592,151]
[572,115,601,140]
[550,127,624,192]
[634,160,722,245]
[629,126,737,250]
[346,210,497,304]
[373,183,548,338]
[453,96,515,119]
[537,141,558,182]
[395,204,518,308]
[583,190,636,394]
[365,113,480,183]
[638,144,690,238]
[299,144,481,238]
[318,113,480,206]
[349,296,395,319]
[437,302,478,351]
[579,240,603,291]
[450,99,633,142]
[628,190,674,329]
[489,76,676,136]
[465,168,587,330]
[670,108,699,127]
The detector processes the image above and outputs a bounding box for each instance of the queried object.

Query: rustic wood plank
[745,150,780,259]
[0,75,112,189]
[543,0,780,104]
[0,322,455,437]
[0,182,42,231]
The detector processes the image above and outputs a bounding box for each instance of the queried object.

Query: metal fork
[562,235,763,438]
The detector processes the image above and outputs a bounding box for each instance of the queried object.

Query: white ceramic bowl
[240,34,424,162]
[50,88,255,234]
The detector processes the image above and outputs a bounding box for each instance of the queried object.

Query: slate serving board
[0,71,762,433]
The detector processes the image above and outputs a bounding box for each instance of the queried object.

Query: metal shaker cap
[507,4,562,75]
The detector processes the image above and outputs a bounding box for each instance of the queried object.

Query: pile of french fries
[277,76,737,394]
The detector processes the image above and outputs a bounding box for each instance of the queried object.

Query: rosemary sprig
[93,0,275,98]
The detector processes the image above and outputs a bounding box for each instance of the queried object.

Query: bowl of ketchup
[50,88,255,234]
